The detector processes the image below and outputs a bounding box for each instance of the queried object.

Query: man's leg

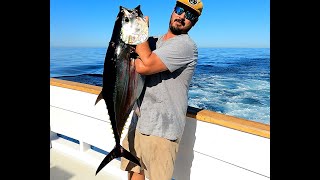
[120,117,146,179]
[128,171,145,180]
[138,133,179,180]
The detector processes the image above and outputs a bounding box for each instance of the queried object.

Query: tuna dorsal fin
[95,92,103,105]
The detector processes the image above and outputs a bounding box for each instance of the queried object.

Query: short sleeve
[153,35,197,72]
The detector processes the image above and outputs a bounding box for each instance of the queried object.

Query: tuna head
[119,5,148,45]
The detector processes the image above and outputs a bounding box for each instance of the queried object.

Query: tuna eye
[124,17,129,22]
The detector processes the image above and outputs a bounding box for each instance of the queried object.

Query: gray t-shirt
[135,34,198,141]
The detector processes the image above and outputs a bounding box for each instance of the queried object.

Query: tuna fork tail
[95,143,141,175]
[95,92,141,175]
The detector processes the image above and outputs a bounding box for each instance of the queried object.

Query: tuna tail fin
[95,92,103,105]
[95,144,141,175]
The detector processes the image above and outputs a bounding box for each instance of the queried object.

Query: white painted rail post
[50,127,58,149]
[80,141,90,152]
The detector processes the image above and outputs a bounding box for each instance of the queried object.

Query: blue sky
[50,0,270,48]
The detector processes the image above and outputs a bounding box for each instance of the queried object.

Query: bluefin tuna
[94,5,148,175]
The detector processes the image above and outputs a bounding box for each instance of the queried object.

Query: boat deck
[50,148,124,180]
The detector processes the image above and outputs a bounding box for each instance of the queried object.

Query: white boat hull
[50,78,270,180]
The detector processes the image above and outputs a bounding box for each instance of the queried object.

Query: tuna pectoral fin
[133,98,142,117]
[95,92,103,105]
[95,145,141,175]
[133,102,141,117]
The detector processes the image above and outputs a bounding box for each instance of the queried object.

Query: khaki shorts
[120,128,179,180]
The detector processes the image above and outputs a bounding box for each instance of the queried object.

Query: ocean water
[50,47,270,125]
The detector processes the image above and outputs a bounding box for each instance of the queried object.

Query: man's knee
[128,171,145,180]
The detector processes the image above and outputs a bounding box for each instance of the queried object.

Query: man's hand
[144,16,149,27]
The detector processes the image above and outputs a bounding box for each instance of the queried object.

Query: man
[120,0,204,179]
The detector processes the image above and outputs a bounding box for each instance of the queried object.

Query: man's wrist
[136,41,151,60]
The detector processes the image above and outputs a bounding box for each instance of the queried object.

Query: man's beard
[169,24,182,35]
[169,19,185,35]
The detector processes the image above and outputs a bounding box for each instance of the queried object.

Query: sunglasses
[174,6,198,22]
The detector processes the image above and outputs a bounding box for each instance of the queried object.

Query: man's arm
[134,16,168,75]
[134,41,168,75]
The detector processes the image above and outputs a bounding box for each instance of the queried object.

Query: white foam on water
[188,74,270,124]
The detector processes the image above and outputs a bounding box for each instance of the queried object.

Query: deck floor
[50,148,124,180]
